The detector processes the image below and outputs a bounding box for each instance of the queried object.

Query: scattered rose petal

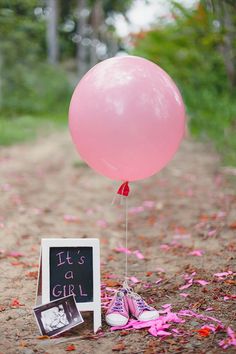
[64,214,80,223]
[7,251,24,258]
[180,293,189,298]
[208,229,217,237]
[195,280,209,286]
[129,206,144,214]
[129,276,140,284]
[219,327,236,349]
[160,244,170,251]
[114,247,131,255]
[189,250,203,257]
[96,219,107,228]
[156,267,165,273]
[173,233,191,240]
[179,278,193,290]
[214,271,233,278]
[86,208,94,216]
[223,294,236,301]
[162,304,172,309]
[155,278,162,284]
[133,250,144,260]
[143,200,155,208]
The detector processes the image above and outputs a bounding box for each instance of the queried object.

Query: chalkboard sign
[49,247,93,303]
[41,238,101,333]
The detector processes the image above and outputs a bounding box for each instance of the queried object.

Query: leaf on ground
[229,222,236,229]
[10,299,24,307]
[120,330,130,336]
[26,271,38,279]
[198,327,211,337]
[37,335,50,340]
[19,340,27,347]
[112,341,126,351]
[104,279,121,287]
[66,344,76,351]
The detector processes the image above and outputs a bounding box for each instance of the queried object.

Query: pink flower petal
[143,200,155,208]
[227,326,236,340]
[179,278,193,290]
[133,250,145,260]
[156,267,165,273]
[207,229,217,237]
[155,278,162,284]
[180,293,190,298]
[7,251,24,258]
[160,244,170,251]
[214,271,233,277]
[63,214,79,222]
[189,250,203,256]
[96,219,107,228]
[129,206,144,214]
[205,307,214,311]
[162,304,172,309]
[195,280,209,286]
[114,247,132,255]
[129,276,140,284]
[156,330,172,336]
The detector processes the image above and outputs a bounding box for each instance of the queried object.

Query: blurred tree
[76,0,89,76]
[0,0,135,115]
[46,0,59,64]
[132,1,236,164]
[203,0,236,87]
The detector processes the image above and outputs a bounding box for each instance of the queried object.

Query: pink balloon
[69,56,185,181]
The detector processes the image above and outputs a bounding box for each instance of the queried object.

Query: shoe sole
[105,316,129,327]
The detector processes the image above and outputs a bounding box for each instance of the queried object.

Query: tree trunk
[0,51,3,109]
[46,0,59,64]
[89,0,104,67]
[77,0,88,77]
[205,0,236,87]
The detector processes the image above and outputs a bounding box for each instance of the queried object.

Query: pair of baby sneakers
[105,287,159,327]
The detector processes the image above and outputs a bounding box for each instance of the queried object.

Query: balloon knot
[117,181,130,197]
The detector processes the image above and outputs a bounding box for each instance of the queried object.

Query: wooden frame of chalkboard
[41,238,101,333]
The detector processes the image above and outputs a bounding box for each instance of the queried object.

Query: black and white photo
[34,295,83,337]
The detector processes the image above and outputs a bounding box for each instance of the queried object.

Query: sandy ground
[0,131,235,354]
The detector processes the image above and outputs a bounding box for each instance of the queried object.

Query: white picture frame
[41,238,101,333]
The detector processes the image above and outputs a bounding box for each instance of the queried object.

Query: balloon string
[124,196,128,282]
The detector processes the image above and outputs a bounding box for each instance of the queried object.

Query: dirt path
[0,131,235,354]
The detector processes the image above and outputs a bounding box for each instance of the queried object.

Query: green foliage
[1,63,72,115]
[132,3,236,165]
[0,114,66,146]
[0,0,72,117]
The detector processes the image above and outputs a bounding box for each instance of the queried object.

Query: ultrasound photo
[34,295,83,337]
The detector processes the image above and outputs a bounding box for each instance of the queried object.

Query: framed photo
[34,295,84,337]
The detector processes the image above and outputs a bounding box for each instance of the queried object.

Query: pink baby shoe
[126,291,159,321]
[105,290,129,326]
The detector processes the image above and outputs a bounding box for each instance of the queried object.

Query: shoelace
[136,297,150,310]
[111,293,125,311]
[129,292,151,311]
